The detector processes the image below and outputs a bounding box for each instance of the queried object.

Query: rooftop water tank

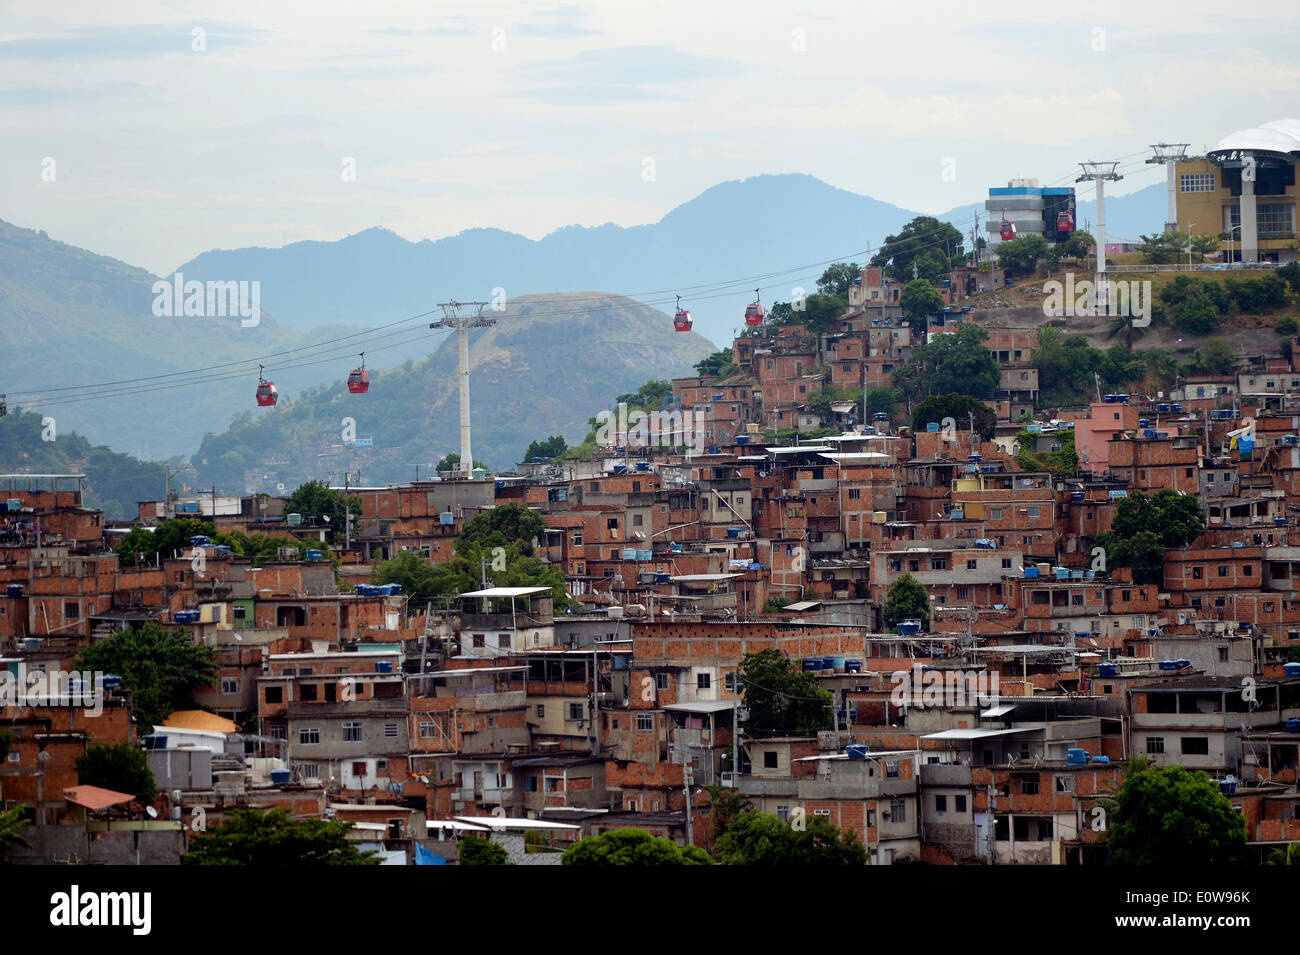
[1097,663,1117,677]
[845,744,869,760]
[1285,666,1300,680]
[270,769,292,785]
[1066,748,1088,765]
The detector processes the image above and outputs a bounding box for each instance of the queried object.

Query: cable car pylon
[429,301,499,480]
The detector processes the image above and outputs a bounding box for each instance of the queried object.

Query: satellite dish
[146,806,158,818]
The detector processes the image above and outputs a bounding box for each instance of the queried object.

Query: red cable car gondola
[1056,211,1075,234]
[744,288,765,327]
[255,364,278,407]
[673,294,692,332]
[347,352,370,394]
[999,219,1017,241]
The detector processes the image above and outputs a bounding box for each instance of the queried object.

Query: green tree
[436,452,488,473]
[738,648,833,739]
[184,808,380,865]
[815,261,861,300]
[883,573,929,631]
[1277,261,1300,293]
[561,828,713,865]
[284,480,360,542]
[693,349,738,379]
[0,805,32,864]
[705,784,753,843]
[1103,530,1166,585]
[456,502,545,558]
[75,622,218,730]
[1187,338,1236,376]
[895,324,999,400]
[1109,489,1205,548]
[871,217,964,283]
[1190,233,1220,262]
[1136,231,1184,265]
[1275,316,1298,337]
[459,834,510,865]
[909,395,997,441]
[1107,761,1246,865]
[522,435,568,462]
[899,279,944,337]
[1061,230,1095,260]
[713,810,867,865]
[996,234,1051,277]
[74,743,155,802]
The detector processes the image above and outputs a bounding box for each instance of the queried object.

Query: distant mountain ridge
[176,173,1166,344]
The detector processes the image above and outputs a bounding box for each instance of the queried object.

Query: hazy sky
[0,1,1292,276]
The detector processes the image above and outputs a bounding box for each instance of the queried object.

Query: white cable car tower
[430,300,496,480]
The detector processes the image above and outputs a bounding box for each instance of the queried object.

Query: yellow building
[1173,119,1299,264]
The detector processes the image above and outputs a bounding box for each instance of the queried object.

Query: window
[300,763,320,781]
[935,794,947,813]
[697,672,712,690]
[1027,506,1040,519]
[567,702,584,721]
[299,727,320,745]
[498,634,510,648]
[888,798,906,822]
[1055,775,1073,793]
[1181,737,1209,756]
[956,586,968,600]
[632,513,643,527]
[536,705,545,718]
[384,723,398,738]
[1018,774,1039,795]
[299,683,318,702]
[656,672,670,691]
[724,671,736,692]
[571,533,583,545]
[764,751,779,769]
[990,508,1003,520]
[931,557,948,571]
[954,795,966,813]
[472,634,485,648]
[1146,736,1165,754]
[1218,565,1229,577]
[636,713,653,731]
[848,488,861,500]
[342,721,362,742]
[1219,647,1230,662]
[221,677,239,694]
[885,760,899,779]
[233,605,246,621]
[1180,172,1215,192]
[352,761,368,777]
[64,601,80,620]
[1002,558,1012,569]
[966,559,977,570]
[419,721,438,739]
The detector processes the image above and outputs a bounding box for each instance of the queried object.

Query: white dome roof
[1208,119,1300,159]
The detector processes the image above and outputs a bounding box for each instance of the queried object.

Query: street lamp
[1227,224,1241,264]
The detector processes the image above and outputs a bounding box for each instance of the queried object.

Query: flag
[415,843,446,866]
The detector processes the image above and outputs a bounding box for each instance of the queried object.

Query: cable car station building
[1173,118,1300,265]
[983,179,1077,249]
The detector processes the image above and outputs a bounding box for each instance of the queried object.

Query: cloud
[0,22,265,60]
[510,44,745,100]
[516,6,600,38]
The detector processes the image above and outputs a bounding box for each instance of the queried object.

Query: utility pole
[429,301,496,480]
[681,747,695,846]
[1146,143,1189,234]
[1077,162,1123,311]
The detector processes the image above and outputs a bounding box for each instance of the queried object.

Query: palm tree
[1265,843,1300,865]
[0,805,31,864]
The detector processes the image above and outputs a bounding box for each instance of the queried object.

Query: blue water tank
[897,620,920,635]
[802,659,824,671]
[1219,779,1237,795]
[6,584,23,598]
[926,422,940,433]
[735,435,750,445]
[1156,403,1170,413]
[1286,717,1300,731]
[828,656,846,671]
[845,744,869,760]
[1070,491,1085,502]
[6,499,19,511]
[270,769,292,785]
[305,549,323,560]
[1097,663,1117,677]
[1024,567,1039,578]
[374,660,393,673]
[1158,659,1177,671]
[189,535,210,547]
[1285,665,1300,680]
[1091,755,1110,764]
[1066,748,1088,765]
[612,465,628,475]
[844,660,863,673]
[819,657,835,670]
[387,583,402,595]
[143,734,167,750]
[622,548,637,560]
[1171,403,1182,413]
[726,527,740,538]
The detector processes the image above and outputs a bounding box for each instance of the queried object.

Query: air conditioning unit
[19,637,43,651]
